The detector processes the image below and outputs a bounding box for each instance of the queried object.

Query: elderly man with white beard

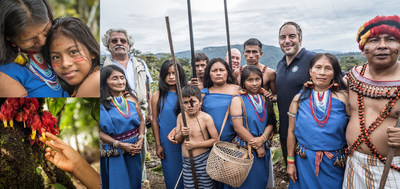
[102,28,152,187]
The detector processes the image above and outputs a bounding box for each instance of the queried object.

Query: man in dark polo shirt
[276,21,315,166]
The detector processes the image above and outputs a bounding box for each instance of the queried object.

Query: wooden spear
[224,0,232,70]
[165,16,199,189]
[379,111,400,189]
[186,0,196,78]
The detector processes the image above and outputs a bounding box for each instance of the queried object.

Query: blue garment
[0,62,68,97]
[233,94,270,189]
[289,90,348,189]
[201,88,235,142]
[276,48,315,141]
[157,91,183,189]
[100,100,142,189]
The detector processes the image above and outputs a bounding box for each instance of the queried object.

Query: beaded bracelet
[231,115,243,119]
[261,134,267,142]
[287,156,295,164]
[113,140,120,148]
[287,111,296,118]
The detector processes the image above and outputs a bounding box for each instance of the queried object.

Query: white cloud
[100,0,400,54]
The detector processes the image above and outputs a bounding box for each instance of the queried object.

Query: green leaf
[52,183,67,189]
[47,98,67,116]
[272,148,283,165]
[35,167,42,175]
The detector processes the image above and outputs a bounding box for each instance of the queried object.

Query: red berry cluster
[0,98,59,146]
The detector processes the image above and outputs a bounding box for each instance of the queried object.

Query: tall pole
[165,16,199,189]
[224,0,232,70]
[187,0,196,78]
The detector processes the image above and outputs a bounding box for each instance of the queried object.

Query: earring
[238,89,247,95]
[14,48,28,65]
[329,82,339,90]
[304,78,314,89]
[258,88,266,94]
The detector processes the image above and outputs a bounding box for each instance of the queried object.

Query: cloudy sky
[100,0,399,54]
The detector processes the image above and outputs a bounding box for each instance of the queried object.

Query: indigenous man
[343,15,400,188]
[188,52,209,90]
[233,38,277,101]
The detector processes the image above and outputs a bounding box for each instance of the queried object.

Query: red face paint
[55,44,63,46]
[52,62,61,68]
[73,56,86,63]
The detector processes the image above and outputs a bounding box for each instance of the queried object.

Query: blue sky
[100,0,399,54]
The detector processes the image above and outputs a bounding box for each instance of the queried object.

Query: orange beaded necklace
[346,64,400,172]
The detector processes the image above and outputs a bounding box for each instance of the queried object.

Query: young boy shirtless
[175,85,218,189]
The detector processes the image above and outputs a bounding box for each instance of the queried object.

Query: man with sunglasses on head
[102,28,152,188]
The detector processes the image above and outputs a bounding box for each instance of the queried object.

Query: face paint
[73,56,86,63]
[189,98,195,108]
[55,44,63,46]
[52,62,61,68]
[364,49,369,54]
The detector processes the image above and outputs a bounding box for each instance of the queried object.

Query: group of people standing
[98,15,400,189]
[2,1,398,188]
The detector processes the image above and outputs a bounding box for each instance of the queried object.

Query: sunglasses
[111,38,127,44]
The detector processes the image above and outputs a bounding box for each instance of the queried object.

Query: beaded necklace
[346,64,400,172]
[310,89,332,127]
[27,52,61,91]
[111,96,130,118]
[347,64,400,99]
[245,93,266,122]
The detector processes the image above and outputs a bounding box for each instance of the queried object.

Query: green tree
[340,56,363,71]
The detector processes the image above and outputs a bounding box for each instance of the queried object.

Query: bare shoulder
[152,90,160,100]
[75,69,100,97]
[333,90,348,104]
[0,71,28,97]
[233,68,240,77]
[292,93,301,102]
[199,111,212,120]
[228,84,240,94]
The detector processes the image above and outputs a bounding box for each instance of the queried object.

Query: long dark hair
[241,65,277,131]
[203,58,235,89]
[298,53,347,102]
[43,17,100,95]
[0,0,53,63]
[157,60,187,115]
[100,65,136,110]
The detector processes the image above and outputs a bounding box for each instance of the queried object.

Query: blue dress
[201,88,236,189]
[234,94,270,189]
[100,100,142,189]
[0,62,68,97]
[290,90,348,189]
[201,88,235,142]
[157,91,183,189]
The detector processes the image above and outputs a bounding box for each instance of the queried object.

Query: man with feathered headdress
[343,15,400,188]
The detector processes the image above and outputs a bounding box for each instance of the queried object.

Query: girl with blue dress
[100,65,145,189]
[0,0,67,97]
[151,60,187,189]
[230,65,277,189]
[287,53,349,188]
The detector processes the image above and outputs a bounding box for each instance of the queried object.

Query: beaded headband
[356,15,400,50]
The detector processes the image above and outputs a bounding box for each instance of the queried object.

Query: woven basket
[206,141,254,187]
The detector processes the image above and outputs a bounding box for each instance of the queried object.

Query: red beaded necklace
[346,64,400,172]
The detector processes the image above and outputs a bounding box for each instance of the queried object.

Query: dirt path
[144,141,289,189]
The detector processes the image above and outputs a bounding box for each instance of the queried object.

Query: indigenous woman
[287,53,349,188]
[100,65,145,189]
[43,17,100,97]
[202,58,240,142]
[0,0,68,97]
[151,60,187,189]
[230,65,277,189]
